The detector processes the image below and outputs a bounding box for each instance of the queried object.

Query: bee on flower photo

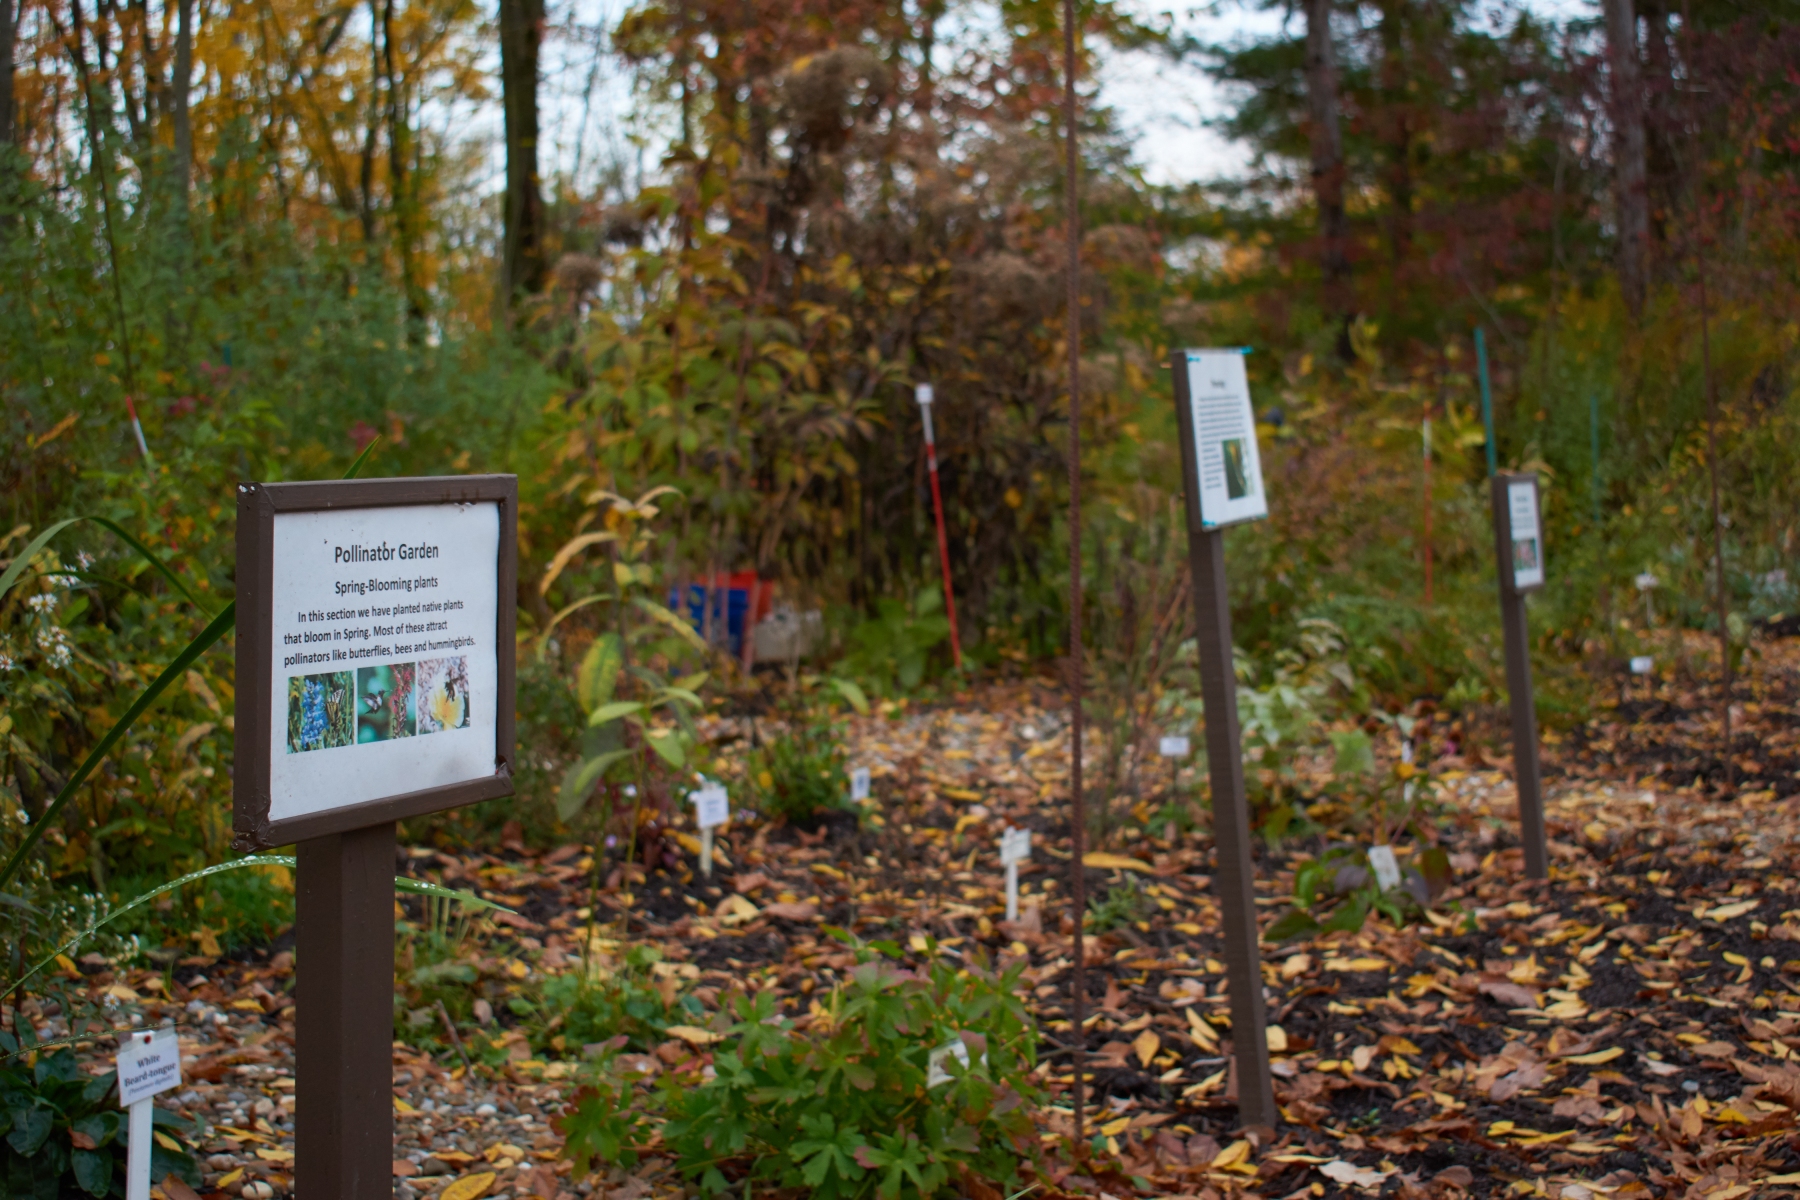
[416,656,469,734]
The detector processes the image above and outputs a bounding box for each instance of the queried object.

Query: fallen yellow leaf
[1082,852,1153,872]
[1099,1116,1131,1137]
[1133,1029,1161,1067]
[1324,957,1389,972]
[1704,900,1759,922]
[440,1172,498,1200]
[1210,1139,1252,1169]
[666,1025,724,1046]
[1185,1008,1219,1049]
[1265,1024,1288,1053]
[1563,1046,1624,1065]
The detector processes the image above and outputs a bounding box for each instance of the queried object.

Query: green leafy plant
[748,716,849,824]
[540,487,713,828]
[560,940,1040,1200]
[1084,877,1148,934]
[0,1040,200,1198]
[839,589,952,694]
[525,945,701,1056]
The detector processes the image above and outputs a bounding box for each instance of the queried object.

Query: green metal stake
[1588,391,1602,527]
[1476,327,1497,477]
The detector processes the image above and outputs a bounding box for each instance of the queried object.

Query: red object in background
[915,384,963,669]
[123,395,151,461]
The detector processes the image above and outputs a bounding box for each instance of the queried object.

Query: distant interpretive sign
[1175,349,1268,529]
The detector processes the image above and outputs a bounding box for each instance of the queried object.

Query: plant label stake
[1490,472,1548,880]
[1636,572,1659,627]
[850,766,871,803]
[1170,347,1277,1131]
[117,1027,181,1200]
[692,784,730,877]
[1000,826,1032,922]
[1158,735,1189,757]
[915,384,963,669]
[1367,845,1402,892]
[235,475,517,1199]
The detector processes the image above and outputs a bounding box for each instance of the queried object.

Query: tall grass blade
[0,515,212,614]
[0,601,236,894]
[2,855,296,1002]
[4,858,504,1003]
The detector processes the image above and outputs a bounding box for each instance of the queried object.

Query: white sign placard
[268,503,501,823]
[927,1037,985,1088]
[850,767,871,802]
[1367,845,1402,893]
[117,1027,181,1108]
[692,785,730,830]
[1158,735,1190,758]
[1635,572,1659,591]
[1182,350,1268,528]
[1507,481,1544,591]
[1630,655,1654,675]
[1000,826,1032,866]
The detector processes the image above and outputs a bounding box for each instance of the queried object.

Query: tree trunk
[1604,0,1648,318]
[1,0,17,232]
[1,0,16,154]
[1377,0,1412,269]
[1303,0,1353,352]
[500,0,546,301]
[171,0,193,209]
[1637,0,1678,251]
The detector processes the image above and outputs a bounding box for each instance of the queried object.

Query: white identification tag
[692,785,730,830]
[1158,735,1190,758]
[1507,481,1544,590]
[117,1028,182,1108]
[1000,827,1032,867]
[850,767,871,801]
[1367,845,1402,893]
[927,1038,984,1087]
[1630,656,1654,675]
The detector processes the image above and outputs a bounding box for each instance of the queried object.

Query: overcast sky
[523,0,1596,197]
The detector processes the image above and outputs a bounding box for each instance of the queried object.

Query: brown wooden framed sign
[233,474,517,850]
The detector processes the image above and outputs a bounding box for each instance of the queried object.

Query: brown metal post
[1489,477,1547,880]
[1185,529,1277,1129]
[1169,353,1275,1129]
[297,821,397,1199]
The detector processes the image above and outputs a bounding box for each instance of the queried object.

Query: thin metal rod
[1476,327,1497,477]
[919,398,964,668]
[1062,0,1086,1146]
[1696,256,1731,790]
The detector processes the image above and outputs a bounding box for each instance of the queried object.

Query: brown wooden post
[1171,352,1276,1131]
[296,821,397,1199]
[1489,473,1548,879]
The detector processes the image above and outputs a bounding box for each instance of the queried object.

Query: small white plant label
[692,785,730,830]
[117,1027,181,1108]
[1367,845,1402,892]
[850,767,871,802]
[927,1037,984,1087]
[1630,656,1654,675]
[1635,572,1659,591]
[1158,735,1190,758]
[1000,827,1032,866]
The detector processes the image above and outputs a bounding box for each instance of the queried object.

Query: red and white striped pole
[915,383,963,669]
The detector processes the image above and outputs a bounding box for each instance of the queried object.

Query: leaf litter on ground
[17,632,1800,1199]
